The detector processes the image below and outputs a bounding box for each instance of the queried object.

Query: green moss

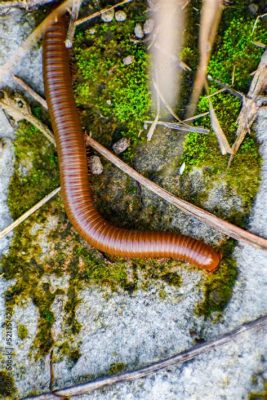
[249,383,267,400]
[108,362,126,375]
[0,370,16,397]
[196,241,238,318]
[73,3,150,153]
[8,121,59,219]
[17,324,28,340]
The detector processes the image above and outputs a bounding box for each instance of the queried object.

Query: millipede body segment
[43,18,221,272]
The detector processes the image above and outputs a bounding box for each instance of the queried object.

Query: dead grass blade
[144,120,209,134]
[208,99,232,155]
[0,187,60,240]
[13,75,48,110]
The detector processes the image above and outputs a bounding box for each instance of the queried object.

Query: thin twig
[13,75,48,110]
[85,136,267,250]
[182,111,209,122]
[0,91,55,145]
[0,0,73,83]
[75,0,133,27]
[144,120,209,134]
[228,49,267,166]
[24,314,267,399]
[207,75,244,100]
[65,0,82,48]
[0,187,60,240]
[208,98,232,155]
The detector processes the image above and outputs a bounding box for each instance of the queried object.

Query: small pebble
[143,18,154,35]
[179,162,186,175]
[112,138,130,154]
[101,9,114,22]
[123,55,134,66]
[248,3,259,15]
[89,156,103,175]
[134,23,144,39]
[115,10,127,22]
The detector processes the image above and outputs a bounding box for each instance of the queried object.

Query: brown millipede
[43,18,221,272]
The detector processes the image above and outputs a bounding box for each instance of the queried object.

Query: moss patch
[17,324,28,340]
[0,370,16,397]
[108,362,126,375]
[73,0,150,158]
[8,121,59,219]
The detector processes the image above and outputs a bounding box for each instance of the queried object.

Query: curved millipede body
[43,18,221,272]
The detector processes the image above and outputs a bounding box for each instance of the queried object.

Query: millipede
[43,17,221,272]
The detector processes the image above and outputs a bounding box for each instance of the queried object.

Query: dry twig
[65,0,82,48]
[0,91,55,145]
[228,49,267,165]
[0,0,73,83]
[85,136,267,250]
[187,0,224,118]
[144,120,209,134]
[208,99,232,155]
[0,187,60,241]
[24,314,267,399]
[13,75,48,110]
[75,0,132,27]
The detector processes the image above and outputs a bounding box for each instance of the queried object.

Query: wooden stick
[65,0,82,48]
[0,0,73,83]
[86,136,267,250]
[0,187,60,240]
[75,0,133,27]
[24,314,267,399]
[13,75,48,110]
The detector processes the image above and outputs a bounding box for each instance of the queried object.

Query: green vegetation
[196,241,238,318]
[0,371,16,397]
[108,362,126,375]
[8,121,59,219]
[17,324,28,340]
[73,5,150,156]
[249,383,267,400]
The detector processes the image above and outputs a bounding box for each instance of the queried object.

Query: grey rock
[123,55,134,65]
[248,3,259,15]
[143,18,154,35]
[112,137,130,154]
[101,9,114,23]
[89,155,103,175]
[115,10,127,22]
[134,23,144,39]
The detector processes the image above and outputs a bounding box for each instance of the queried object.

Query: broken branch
[24,314,267,399]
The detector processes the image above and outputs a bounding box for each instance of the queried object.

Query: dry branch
[0,187,60,240]
[186,0,224,118]
[144,120,209,134]
[65,0,82,48]
[208,99,232,155]
[0,91,55,145]
[75,0,133,27]
[24,314,267,399]
[0,0,73,83]
[229,49,267,165]
[85,136,267,250]
[13,75,48,110]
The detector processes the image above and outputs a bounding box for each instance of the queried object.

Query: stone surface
[134,23,144,39]
[115,10,127,22]
[89,155,103,175]
[112,137,130,154]
[101,9,114,23]
[0,7,266,400]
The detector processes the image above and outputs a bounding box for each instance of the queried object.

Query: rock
[115,10,127,22]
[89,155,103,175]
[143,18,154,35]
[123,55,134,66]
[248,3,259,15]
[101,9,114,22]
[112,137,130,154]
[134,23,144,39]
